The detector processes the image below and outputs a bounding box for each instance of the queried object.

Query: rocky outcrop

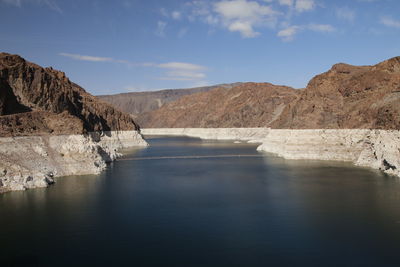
[0,53,148,193]
[0,111,84,137]
[98,83,242,117]
[271,57,400,129]
[0,52,140,136]
[0,131,147,193]
[257,129,400,177]
[137,83,299,128]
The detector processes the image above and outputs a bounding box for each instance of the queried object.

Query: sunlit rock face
[0,131,147,193]
[136,83,299,128]
[257,129,400,177]
[0,53,148,193]
[0,52,141,136]
[271,57,400,130]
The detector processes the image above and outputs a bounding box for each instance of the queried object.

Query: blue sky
[1,0,399,95]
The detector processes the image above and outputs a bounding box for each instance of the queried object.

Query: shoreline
[142,128,400,178]
[0,130,148,193]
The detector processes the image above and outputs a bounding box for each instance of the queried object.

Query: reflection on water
[1,136,400,267]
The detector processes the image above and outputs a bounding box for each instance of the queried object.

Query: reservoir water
[1,136,400,267]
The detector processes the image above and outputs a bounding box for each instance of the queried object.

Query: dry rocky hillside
[0,53,139,136]
[136,83,299,128]
[98,83,241,117]
[135,57,400,129]
[272,57,400,129]
[0,53,147,193]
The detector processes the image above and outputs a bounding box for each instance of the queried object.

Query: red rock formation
[136,82,299,128]
[271,57,400,129]
[0,53,139,136]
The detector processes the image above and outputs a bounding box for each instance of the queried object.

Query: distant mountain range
[97,83,242,117]
[136,82,298,128]
[100,56,400,130]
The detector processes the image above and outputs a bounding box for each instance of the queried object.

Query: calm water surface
[1,136,400,267]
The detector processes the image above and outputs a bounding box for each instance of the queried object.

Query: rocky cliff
[98,83,241,117]
[137,83,299,128]
[0,52,140,136]
[0,53,147,193]
[271,57,400,129]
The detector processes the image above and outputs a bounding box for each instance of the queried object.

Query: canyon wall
[0,131,147,193]
[257,129,400,177]
[0,53,148,193]
[137,83,299,128]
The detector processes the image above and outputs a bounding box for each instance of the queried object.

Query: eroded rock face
[0,53,140,136]
[256,129,400,177]
[271,57,400,129]
[0,130,148,193]
[0,53,148,193]
[137,83,299,128]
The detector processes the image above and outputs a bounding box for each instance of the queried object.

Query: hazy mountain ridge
[98,83,242,116]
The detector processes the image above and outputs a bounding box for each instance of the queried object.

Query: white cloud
[157,62,207,81]
[205,15,219,25]
[228,21,260,37]
[60,53,206,71]
[277,23,335,41]
[155,21,167,37]
[157,62,206,71]
[60,53,207,82]
[295,0,315,12]
[213,0,279,38]
[214,0,276,20]
[277,25,300,41]
[308,23,335,32]
[60,52,208,83]
[59,53,114,62]
[380,16,400,28]
[336,7,355,22]
[172,11,181,20]
[163,0,335,41]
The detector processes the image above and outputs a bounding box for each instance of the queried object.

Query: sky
[0,0,400,95]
